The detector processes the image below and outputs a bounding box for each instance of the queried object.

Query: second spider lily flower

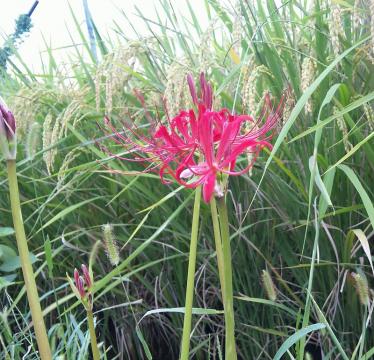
[0,97,16,160]
[69,266,100,360]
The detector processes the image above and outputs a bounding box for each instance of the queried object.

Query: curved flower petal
[202,173,216,203]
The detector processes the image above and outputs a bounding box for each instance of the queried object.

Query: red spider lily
[173,93,284,202]
[103,73,284,202]
[0,98,17,160]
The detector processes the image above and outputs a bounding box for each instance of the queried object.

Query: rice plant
[0,0,373,359]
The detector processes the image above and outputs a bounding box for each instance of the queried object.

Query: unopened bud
[74,268,85,298]
[74,268,79,286]
[0,97,17,160]
[77,276,85,298]
[187,74,198,106]
[81,264,92,288]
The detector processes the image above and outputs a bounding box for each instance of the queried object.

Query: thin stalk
[6,160,52,360]
[87,310,100,360]
[299,203,319,359]
[210,197,225,301]
[216,196,237,360]
[309,294,350,360]
[358,306,368,359]
[180,187,202,360]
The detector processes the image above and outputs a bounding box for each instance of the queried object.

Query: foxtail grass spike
[262,270,277,301]
[102,224,120,266]
[352,271,369,306]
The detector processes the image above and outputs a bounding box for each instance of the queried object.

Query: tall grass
[0,0,373,359]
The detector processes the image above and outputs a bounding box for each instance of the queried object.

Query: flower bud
[81,264,92,288]
[0,97,17,160]
[74,268,85,298]
[77,276,86,298]
[187,74,198,106]
[74,268,80,285]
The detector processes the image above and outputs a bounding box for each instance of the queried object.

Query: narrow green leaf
[273,323,326,360]
[236,296,298,317]
[309,156,333,210]
[338,165,374,230]
[352,229,374,276]
[140,307,223,323]
[44,236,53,278]
[327,131,374,172]
[0,228,15,237]
[289,91,374,143]
[0,253,37,272]
[37,196,102,232]
[318,168,336,219]
[255,36,370,210]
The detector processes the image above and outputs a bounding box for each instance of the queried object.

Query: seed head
[364,103,374,131]
[301,57,315,113]
[334,107,353,153]
[351,271,369,306]
[198,21,216,73]
[242,64,272,115]
[329,5,345,57]
[164,58,192,118]
[261,270,277,301]
[353,0,361,31]
[25,122,40,160]
[102,224,120,266]
[232,1,243,57]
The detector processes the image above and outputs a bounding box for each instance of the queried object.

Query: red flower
[103,73,284,202]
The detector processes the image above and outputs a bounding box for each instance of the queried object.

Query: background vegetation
[0,0,373,359]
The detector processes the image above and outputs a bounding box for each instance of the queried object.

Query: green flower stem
[209,197,225,301]
[6,160,52,360]
[216,196,237,360]
[87,309,100,360]
[180,186,202,360]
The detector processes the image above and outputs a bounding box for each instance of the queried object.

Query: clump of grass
[0,0,373,359]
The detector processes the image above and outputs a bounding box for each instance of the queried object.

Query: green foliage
[1,0,374,359]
